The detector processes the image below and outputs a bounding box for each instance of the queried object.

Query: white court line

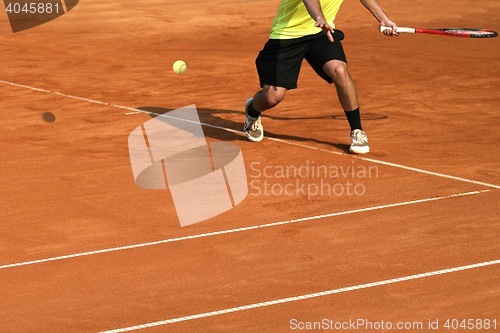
[113,103,245,135]
[1,79,498,189]
[2,81,498,330]
[266,137,500,189]
[0,190,489,270]
[121,106,500,190]
[98,258,500,333]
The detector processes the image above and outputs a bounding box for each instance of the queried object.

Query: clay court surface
[1,0,499,332]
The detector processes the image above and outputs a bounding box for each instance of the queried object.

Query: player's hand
[315,19,335,42]
[380,19,398,36]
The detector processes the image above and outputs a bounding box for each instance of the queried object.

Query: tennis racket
[380,26,498,38]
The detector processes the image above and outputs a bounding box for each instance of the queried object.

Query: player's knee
[263,87,286,107]
[267,94,284,107]
[327,63,351,86]
[332,65,349,83]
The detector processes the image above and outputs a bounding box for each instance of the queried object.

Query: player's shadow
[138,106,386,154]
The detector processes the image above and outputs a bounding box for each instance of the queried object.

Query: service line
[0,190,490,270]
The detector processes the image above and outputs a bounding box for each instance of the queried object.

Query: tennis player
[244,0,398,154]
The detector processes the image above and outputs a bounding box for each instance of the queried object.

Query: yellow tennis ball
[173,60,186,74]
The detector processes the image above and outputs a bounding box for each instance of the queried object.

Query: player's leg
[324,60,369,153]
[245,37,304,142]
[323,60,369,154]
[323,60,363,132]
[244,85,286,142]
[252,85,287,112]
[323,60,358,113]
[305,31,369,154]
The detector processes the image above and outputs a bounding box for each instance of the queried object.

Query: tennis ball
[173,60,186,74]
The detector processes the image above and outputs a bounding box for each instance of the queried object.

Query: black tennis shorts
[255,30,346,89]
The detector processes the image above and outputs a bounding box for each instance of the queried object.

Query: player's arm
[303,0,334,42]
[359,0,398,36]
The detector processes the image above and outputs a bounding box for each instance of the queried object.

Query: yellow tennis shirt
[270,0,344,39]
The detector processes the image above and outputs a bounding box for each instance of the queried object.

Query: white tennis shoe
[244,98,264,142]
[349,129,369,154]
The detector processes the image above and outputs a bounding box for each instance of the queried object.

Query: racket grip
[380,26,416,33]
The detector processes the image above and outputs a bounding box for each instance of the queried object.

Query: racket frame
[380,26,498,38]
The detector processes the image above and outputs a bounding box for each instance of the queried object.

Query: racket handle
[380,26,416,33]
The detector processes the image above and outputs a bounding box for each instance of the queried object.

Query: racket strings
[446,29,497,36]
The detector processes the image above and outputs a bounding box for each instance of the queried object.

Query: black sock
[247,102,261,118]
[344,108,362,131]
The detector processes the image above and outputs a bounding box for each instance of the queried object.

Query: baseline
[97,258,500,332]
